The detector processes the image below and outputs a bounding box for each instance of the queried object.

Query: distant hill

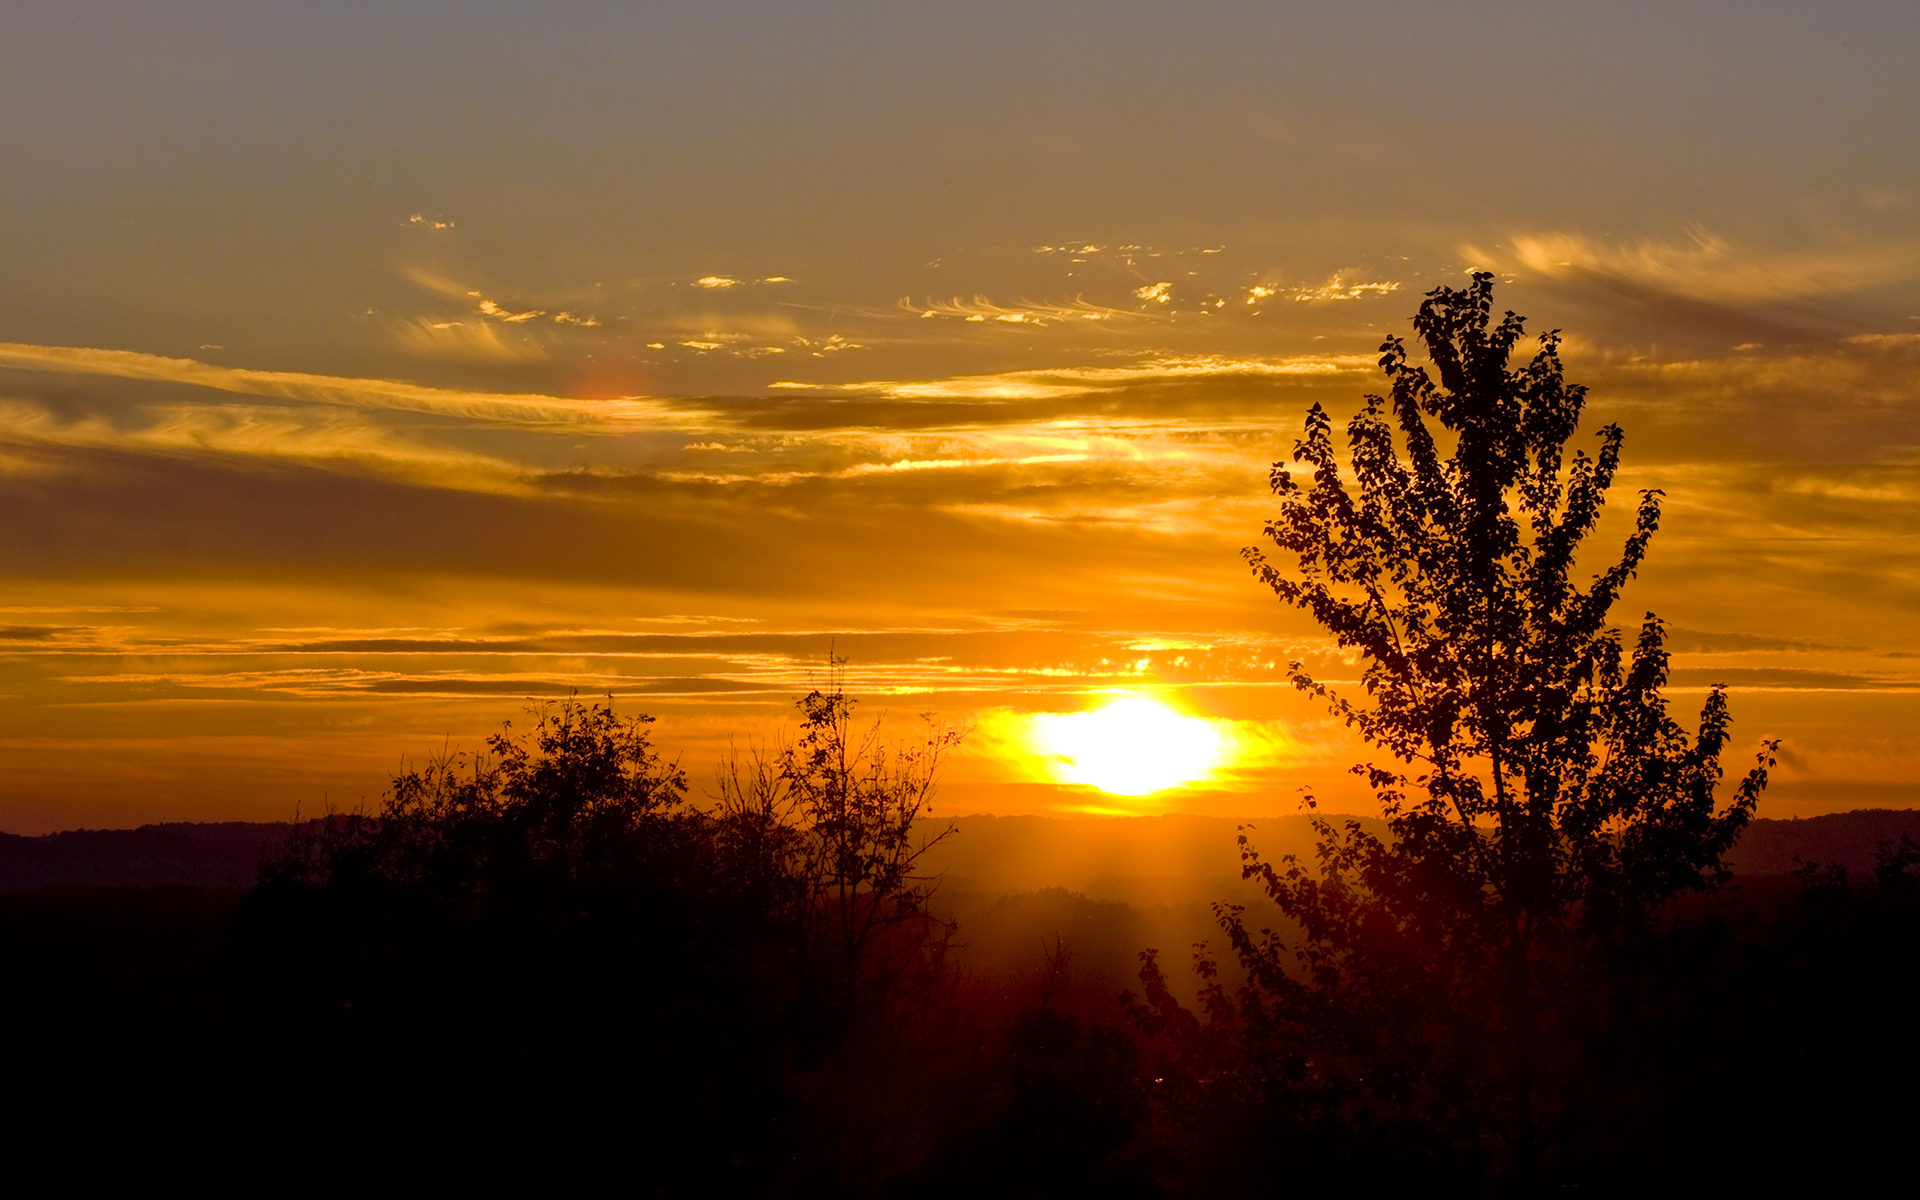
[1722,809,1920,876]
[0,822,291,891]
[0,809,1914,894]
[925,809,1920,903]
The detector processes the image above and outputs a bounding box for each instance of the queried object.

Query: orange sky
[2,2,1917,832]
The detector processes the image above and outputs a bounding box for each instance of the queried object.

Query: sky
[2,1,1917,832]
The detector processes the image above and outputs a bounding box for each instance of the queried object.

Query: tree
[714,657,963,1011]
[240,698,824,1189]
[243,676,968,1186]
[1126,273,1777,1187]
[266,697,689,893]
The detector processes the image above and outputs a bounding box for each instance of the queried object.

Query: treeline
[4,692,1917,1194]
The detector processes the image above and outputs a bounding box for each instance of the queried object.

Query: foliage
[907,1005,1155,1199]
[242,698,815,1187]
[266,698,688,893]
[239,685,968,1188]
[1127,273,1778,1186]
[715,657,964,1007]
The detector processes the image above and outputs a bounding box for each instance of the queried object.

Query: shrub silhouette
[1126,273,1779,1190]
[238,698,824,1186]
[265,697,689,892]
[908,1005,1154,1199]
[235,684,968,1188]
[715,657,963,1012]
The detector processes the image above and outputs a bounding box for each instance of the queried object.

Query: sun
[1032,695,1226,796]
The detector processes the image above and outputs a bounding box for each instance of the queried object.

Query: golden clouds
[0,397,534,491]
[393,268,604,360]
[6,247,1920,827]
[898,295,1142,326]
[1288,272,1401,302]
[393,317,551,363]
[0,342,682,427]
[1471,229,1920,304]
[773,353,1372,400]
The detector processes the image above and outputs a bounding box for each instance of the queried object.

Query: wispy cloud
[393,317,550,363]
[772,353,1372,400]
[1470,229,1920,303]
[0,398,539,494]
[898,295,1150,326]
[838,453,1091,476]
[688,274,792,289]
[1290,272,1401,302]
[0,342,696,429]
[475,300,545,324]
[401,267,602,335]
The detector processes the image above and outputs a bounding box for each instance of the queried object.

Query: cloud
[1666,628,1865,654]
[838,453,1091,476]
[1666,667,1920,692]
[690,274,792,290]
[0,397,539,495]
[771,353,1372,400]
[0,606,160,614]
[792,334,859,357]
[0,341,696,429]
[394,317,550,363]
[651,310,805,338]
[475,299,545,324]
[1290,272,1400,302]
[401,267,601,331]
[402,266,479,300]
[1470,229,1920,304]
[668,329,812,357]
[898,295,1149,326]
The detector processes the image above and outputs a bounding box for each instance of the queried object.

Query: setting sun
[1032,695,1226,796]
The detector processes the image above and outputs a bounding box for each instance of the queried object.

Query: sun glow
[1031,695,1225,796]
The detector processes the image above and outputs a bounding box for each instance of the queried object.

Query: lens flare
[1031,695,1225,796]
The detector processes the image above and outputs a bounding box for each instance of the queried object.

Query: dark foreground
[1,813,1916,1195]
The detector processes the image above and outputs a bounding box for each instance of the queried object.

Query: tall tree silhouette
[1128,273,1777,1187]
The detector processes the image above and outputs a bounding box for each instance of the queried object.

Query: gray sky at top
[3,1,1914,381]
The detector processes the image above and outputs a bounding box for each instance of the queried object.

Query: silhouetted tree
[715,658,962,1011]
[267,697,688,891]
[239,698,826,1188]
[1128,273,1778,1188]
[237,683,972,1190]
